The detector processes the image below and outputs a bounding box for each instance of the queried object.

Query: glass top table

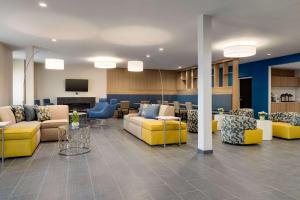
[58,124,91,156]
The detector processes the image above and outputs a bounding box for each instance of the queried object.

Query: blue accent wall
[240,53,300,116]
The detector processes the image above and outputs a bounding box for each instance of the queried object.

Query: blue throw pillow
[144,104,160,119]
[138,104,143,116]
[24,105,37,121]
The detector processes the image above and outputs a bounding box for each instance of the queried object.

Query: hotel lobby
[1,0,300,199]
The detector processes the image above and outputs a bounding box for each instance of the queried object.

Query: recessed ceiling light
[178,66,182,69]
[159,47,164,52]
[51,38,57,42]
[146,54,151,58]
[267,53,271,56]
[39,2,47,8]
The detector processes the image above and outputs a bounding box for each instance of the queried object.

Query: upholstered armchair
[187,110,217,133]
[88,104,117,119]
[229,108,254,118]
[87,102,108,117]
[221,115,262,145]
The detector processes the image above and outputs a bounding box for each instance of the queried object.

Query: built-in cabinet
[271,76,299,87]
[271,102,300,112]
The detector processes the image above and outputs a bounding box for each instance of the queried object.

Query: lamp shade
[94,61,116,69]
[128,61,143,72]
[45,58,64,70]
[223,45,256,58]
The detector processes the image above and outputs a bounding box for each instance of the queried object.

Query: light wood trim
[232,59,239,110]
[223,63,228,87]
[213,87,232,94]
[214,64,220,87]
[212,58,239,65]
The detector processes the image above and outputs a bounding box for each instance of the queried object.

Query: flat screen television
[65,79,88,92]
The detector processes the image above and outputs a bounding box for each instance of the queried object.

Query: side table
[156,116,181,148]
[257,120,272,140]
[0,122,9,163]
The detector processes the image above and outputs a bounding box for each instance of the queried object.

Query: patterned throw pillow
[11,105,25,123]
[290,113,300,126]
[36,106,51,121]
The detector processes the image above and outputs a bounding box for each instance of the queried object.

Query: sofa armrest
[127,113,138,117]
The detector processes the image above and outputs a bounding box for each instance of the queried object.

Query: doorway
[240,78,252,108]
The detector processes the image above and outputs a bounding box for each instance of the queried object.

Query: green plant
[217,108,224,113]
[71,111,79,123]
[258,111,267,119]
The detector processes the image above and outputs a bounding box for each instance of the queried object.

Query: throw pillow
[144,104,160,119]
[11,105,25,123]
[290,113,300,126]
[23,105,37,121]
[138,104,143,116]
[141,104,150,117]
[36,106,51,121]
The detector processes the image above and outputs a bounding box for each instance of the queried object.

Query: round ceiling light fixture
[223,44,256,58]
[45,58,64,70]
[39,2,47,8]
[94,61,116,69]
[128,61,143,72]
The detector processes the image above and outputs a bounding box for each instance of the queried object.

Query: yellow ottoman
[142,121,187,145]
[1,127,39,158]
[212,120,217,133]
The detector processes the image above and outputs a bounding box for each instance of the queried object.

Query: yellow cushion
[142,128,187,145]
[142,120,186,131]
[272,122,300,139]
[244,128,263,144]
[4,127,37,140]
[212,120,217,133]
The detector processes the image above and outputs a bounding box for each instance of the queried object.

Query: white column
[0,43,13,106]
[25,46,35,105]
[197,15,213,153]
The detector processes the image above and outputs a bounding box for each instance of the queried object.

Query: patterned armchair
[221,115,262,145]
[229,108,254,118]
[187,110,217,133]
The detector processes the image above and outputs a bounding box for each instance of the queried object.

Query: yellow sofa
[0,105,69,158]
[124,105,187,145]
[272,122,300,139]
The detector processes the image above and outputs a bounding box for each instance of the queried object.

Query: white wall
[34,63,107,104]
[0,43,13,106]
[13,59,24,105]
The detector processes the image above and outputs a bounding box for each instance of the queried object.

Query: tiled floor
[1,119,300,200]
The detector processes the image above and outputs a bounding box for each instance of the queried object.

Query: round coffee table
[58,124,91,156]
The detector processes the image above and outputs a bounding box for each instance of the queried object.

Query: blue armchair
[110,99,118,105]
[88,103,117,126]
[87,102,108,117]
[43,98,54,105]
[99,98,107,102]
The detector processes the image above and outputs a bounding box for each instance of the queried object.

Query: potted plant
[258,111,267,120]
[71,111,79,128]
[217,108,224,115]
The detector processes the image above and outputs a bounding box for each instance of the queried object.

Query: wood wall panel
[107,68,178,94]
[232,59,240,110]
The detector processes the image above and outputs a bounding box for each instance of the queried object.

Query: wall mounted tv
[65,79,88,92]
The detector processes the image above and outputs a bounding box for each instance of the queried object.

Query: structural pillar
[25,46,35,105]
[197,15,213,153]
[0,43,13,106]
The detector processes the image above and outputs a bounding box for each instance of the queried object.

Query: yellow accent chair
[221,114,262,145]
[270,112,300,139]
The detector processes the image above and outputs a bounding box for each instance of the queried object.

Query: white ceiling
[1,0,300,69]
